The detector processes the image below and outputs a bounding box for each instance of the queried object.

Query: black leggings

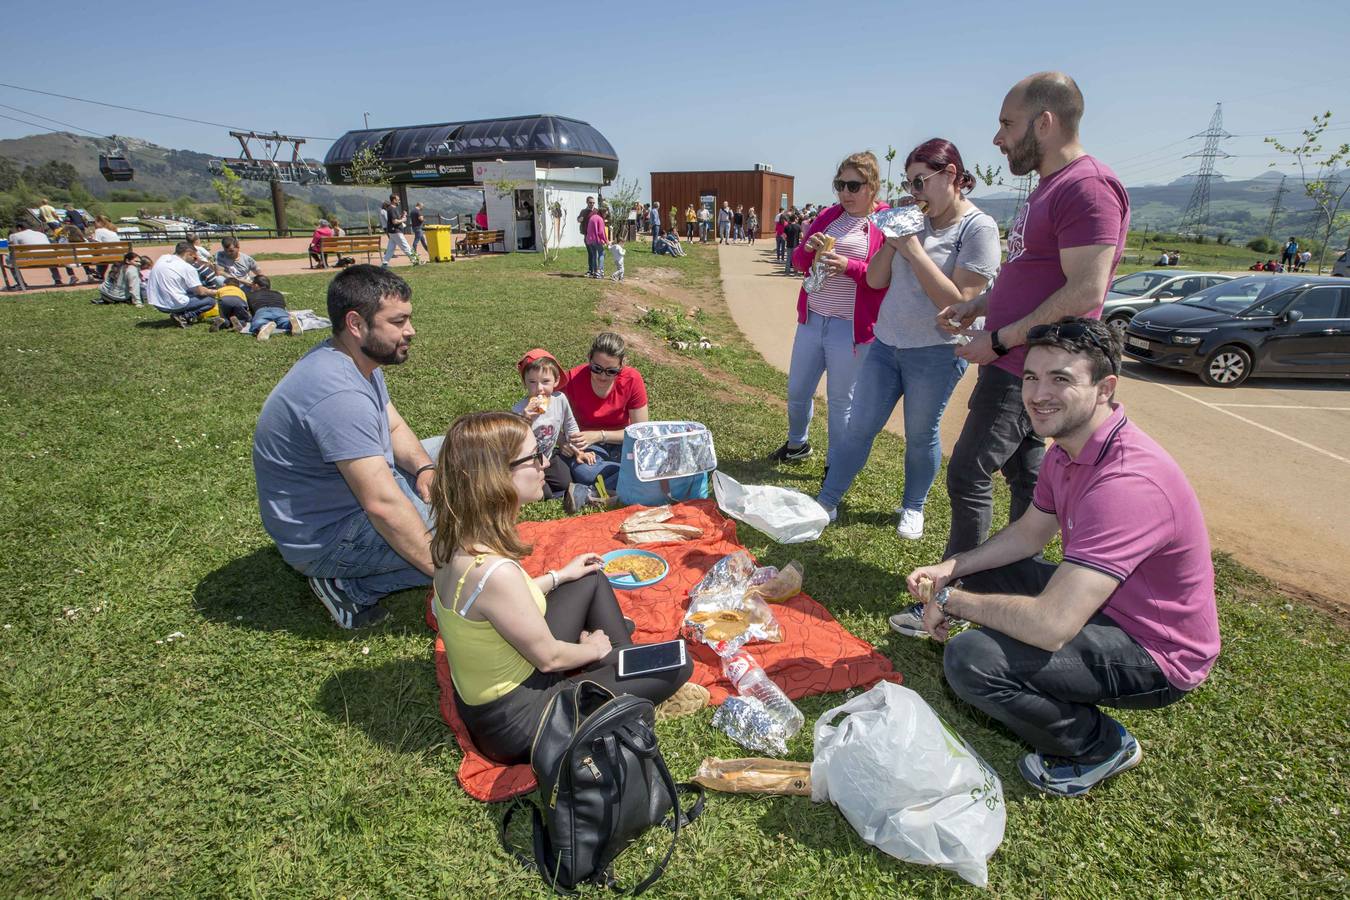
[543,453,572,499]
[455,571,693,764]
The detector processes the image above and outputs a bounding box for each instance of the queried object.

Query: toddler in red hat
[513,349,594,507]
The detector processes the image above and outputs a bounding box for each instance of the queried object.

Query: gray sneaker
[888,602,929,638]
[308,576,388,629]
[1018,720,1143,797]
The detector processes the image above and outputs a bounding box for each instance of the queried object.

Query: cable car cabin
[99,154,133,182]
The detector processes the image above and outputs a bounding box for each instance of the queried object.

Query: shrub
[1246,237,1276,253]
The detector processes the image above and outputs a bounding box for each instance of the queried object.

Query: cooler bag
[616,421,717,507]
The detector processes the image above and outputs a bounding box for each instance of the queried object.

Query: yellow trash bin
[424,225,454,262]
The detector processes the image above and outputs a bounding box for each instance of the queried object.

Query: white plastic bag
[811,681,1005,888]
[712,471,828,544]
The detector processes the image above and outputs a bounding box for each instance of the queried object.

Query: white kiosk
[473,160,606,253]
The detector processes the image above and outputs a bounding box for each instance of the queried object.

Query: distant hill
[964,167,1340,242]
[0,132,481,222]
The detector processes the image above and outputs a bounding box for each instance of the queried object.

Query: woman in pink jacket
[769,151,888,468]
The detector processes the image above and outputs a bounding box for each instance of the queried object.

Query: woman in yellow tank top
[429,411,695,764]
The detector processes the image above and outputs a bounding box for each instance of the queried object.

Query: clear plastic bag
[811,681,1006,888]
[683,551,782,655]
[745,560,804,603]
[712,471,829,544]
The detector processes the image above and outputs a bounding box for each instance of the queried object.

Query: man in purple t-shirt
[929,72,1130,569]
[905,318,1219,797]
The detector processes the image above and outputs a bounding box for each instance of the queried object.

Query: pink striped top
[805,212,869,319]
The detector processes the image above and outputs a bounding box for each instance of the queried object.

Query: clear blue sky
[2,0,1346,203]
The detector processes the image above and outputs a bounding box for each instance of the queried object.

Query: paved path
[718,242,1350,611]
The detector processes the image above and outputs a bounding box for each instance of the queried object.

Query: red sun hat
[516,348,568,389]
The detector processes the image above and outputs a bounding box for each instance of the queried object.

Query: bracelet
[547,570,559,592]
[415,463,435,477]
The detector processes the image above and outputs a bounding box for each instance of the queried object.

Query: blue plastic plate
[600,549,669,589]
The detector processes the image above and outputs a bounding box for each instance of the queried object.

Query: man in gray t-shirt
[253,265,438,629]
[216,235,261,285]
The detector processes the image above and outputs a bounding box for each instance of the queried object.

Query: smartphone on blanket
[617,640,687,679]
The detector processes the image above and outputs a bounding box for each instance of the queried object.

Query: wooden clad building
[649,168,794,238]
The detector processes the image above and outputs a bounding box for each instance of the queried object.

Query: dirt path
[717,242,1350,623]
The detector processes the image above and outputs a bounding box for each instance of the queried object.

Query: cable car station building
[324,114,618,252]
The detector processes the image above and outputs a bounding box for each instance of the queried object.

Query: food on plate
[603,555,665,582]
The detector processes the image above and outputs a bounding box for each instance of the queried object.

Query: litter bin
[424,225,454,262]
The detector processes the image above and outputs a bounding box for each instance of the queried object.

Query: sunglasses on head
[589,362,622,376]
[1027,322,1120,373]
[832,179,867,194]
[901,168,950,195]
[508,448,547,469]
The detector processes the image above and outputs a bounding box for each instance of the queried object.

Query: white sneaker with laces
[896,508,924,540]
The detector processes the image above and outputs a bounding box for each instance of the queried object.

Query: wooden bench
[455,230,505,255]
[6,241,133,288]
[315,234,382,267]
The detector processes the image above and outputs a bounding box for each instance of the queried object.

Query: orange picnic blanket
[427,499,902,802]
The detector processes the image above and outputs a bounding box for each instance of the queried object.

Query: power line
[0,81,337,142]
[0,111,62,134]
[0,101,108,139]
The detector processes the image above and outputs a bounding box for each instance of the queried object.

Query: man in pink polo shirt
[906,317,1219,797]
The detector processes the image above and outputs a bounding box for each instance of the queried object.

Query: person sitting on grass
[94,252,143,306]
[560,332,650,509]
[215,235,262,285]
[145,241,224,327]
[253,265,440,629]
[904,317,1219,798]
[244,275,301,341]
[429,411,698,764]
[188,234,225,287]
[511,349,593,508]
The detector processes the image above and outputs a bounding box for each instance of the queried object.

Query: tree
[23,160,80,192]
[0,156,19,193]
[211,163,246,226]
[1267,112,1350,273]
[172,195,195,216]
[345,145,390,232]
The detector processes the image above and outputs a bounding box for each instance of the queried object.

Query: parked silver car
[1103,270,1234,333]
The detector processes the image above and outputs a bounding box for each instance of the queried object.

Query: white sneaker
[821,505,837,524]
[896,508,924,541]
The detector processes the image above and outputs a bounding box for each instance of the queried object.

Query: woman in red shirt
[561,332,650,503]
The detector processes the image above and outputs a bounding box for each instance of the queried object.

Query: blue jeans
[567,441,623,493]
[718,222,730,242]
[786,311,866,467]
[248,306,293,334]
[585,241,603,276]
[294,436,441,607]
[700,221,709,241]
[164,295,218,319]
[817,340,967,511]
[775,234,785,260]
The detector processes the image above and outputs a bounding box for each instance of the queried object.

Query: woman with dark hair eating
[816,139,1001,552]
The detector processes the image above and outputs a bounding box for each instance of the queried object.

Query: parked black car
[1122,274,1350,387]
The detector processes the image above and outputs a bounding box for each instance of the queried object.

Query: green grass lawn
[1,247,1346,897]
[1113,232,1282,275]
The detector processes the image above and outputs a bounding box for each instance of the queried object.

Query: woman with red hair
[816,139,1000,552]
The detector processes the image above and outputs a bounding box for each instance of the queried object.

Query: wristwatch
[989,329,1010,357]
[934,586,952,612]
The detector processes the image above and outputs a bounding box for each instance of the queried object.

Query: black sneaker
[170,313,191,328]
[209,317,231,332]
[768,441,812,463]
[308,576,388,629]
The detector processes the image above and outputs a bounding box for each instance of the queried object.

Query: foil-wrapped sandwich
[868,203,928,239]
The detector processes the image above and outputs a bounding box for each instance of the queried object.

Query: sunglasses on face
[832,179,867,194]
[901,168,950,195]
[508,448,547,469]
[1027,322,1120,374]
[589,362,622,377]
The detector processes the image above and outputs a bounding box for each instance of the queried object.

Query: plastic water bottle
[722,650,805,735]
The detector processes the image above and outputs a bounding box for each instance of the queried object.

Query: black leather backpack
[500,681,704,896]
